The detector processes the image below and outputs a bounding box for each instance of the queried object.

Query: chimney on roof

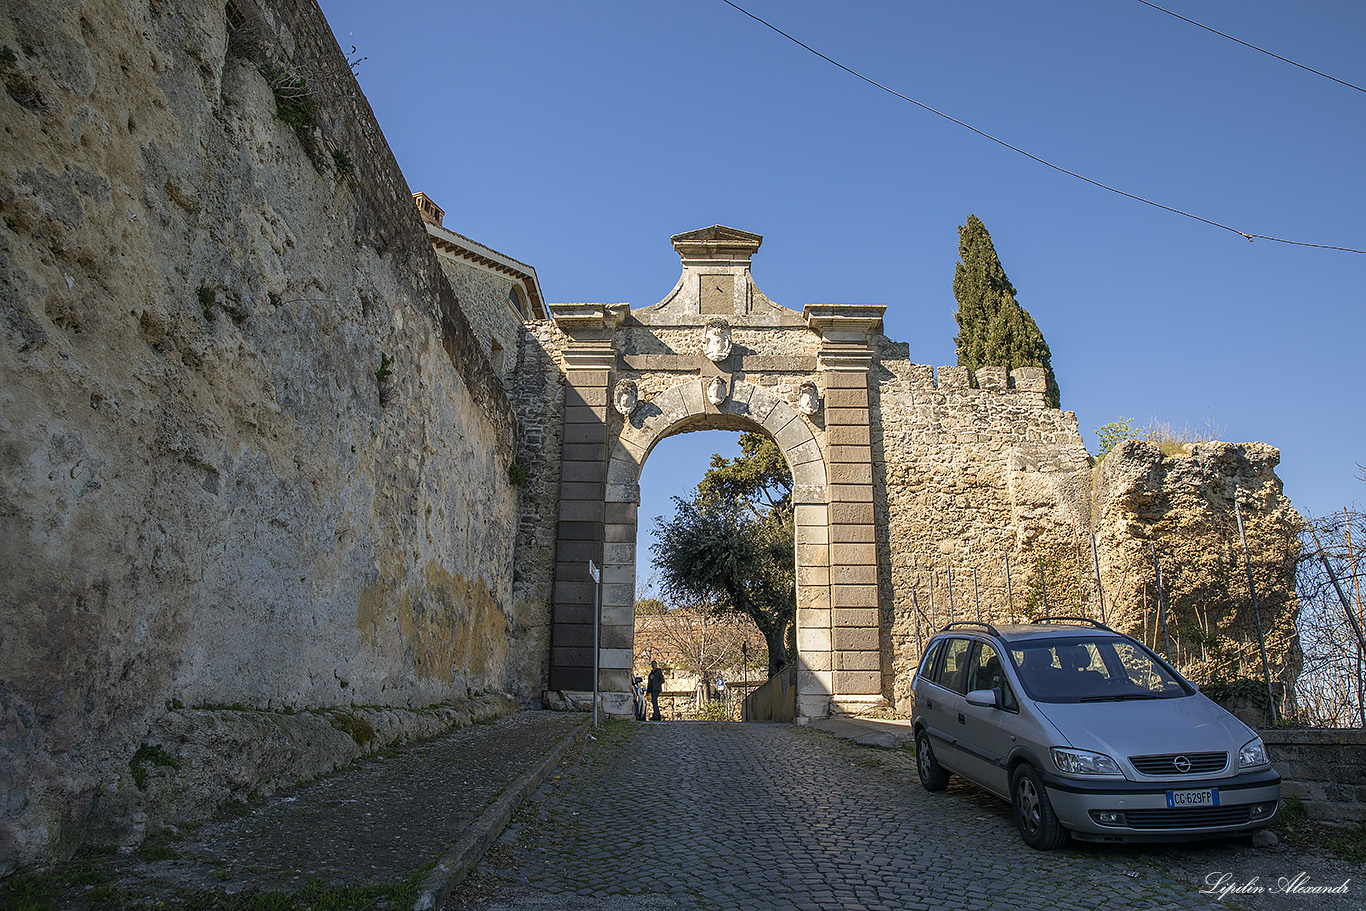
[412,192,444,227]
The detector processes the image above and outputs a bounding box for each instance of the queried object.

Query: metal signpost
[589,559,601,728]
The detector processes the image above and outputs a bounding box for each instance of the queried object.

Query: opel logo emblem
[1174,755,1192,773]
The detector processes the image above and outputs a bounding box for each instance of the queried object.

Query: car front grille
[1123,806,1251,829]
[1128,752,1228,776]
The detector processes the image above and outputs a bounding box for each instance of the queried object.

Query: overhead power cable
[717,0,1364,254]
[1136,0,1365,95]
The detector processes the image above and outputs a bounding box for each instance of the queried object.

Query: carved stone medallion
[797,381,821,416]
[703,317,732,363]
[707,376,728,406]
[613,380,638,416]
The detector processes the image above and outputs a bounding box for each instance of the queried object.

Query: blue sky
[317,1,1364,583]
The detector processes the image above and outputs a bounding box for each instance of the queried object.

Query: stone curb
[413,719,590,911]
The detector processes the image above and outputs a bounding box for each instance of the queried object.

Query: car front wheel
[1012,764,1068,850]
[916,731,950,791]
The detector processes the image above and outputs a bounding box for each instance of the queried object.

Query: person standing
[647,661,664,721]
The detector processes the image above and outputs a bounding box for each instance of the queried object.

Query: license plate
[1167,788,1219,808]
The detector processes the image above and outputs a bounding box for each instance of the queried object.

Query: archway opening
[632,429,780,720]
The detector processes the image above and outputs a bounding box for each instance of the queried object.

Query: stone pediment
[634,225,804,328]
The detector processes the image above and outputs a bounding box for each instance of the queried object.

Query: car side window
[918,639,944,683]
[938,638,972,694]
[969,642,1019,711]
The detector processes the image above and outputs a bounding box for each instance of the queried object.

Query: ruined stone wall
[0,0,533,870]
[872,346,1093,709]
[873,343,1301,713]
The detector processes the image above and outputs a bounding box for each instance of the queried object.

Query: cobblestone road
[450,721,1358,911]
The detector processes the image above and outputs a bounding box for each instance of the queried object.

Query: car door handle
[958,712,966,725]
[924,698,933,710]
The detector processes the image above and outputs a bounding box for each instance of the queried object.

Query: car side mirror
[965,688,999,709]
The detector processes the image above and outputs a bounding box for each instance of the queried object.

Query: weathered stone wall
[0,0,533,871]
[873,350,1094,709]
[433,253,524,384]
[1259,728,1366,825]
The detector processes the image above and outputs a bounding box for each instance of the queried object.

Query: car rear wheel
[1012,764,1068,850]
[916,731,950,791]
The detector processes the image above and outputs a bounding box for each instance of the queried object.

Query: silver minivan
[910,618,1280,849]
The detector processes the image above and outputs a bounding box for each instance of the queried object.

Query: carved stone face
[797,382,820,416]
[613,380,638,416]
[703,318,732,363]
[707,376,727,406]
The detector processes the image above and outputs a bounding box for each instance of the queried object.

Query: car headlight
[1239,737,1270,770]
[1051,747,1122,776]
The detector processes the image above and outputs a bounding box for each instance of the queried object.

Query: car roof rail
[1030,616,1114,631]
[940,620,1002,637]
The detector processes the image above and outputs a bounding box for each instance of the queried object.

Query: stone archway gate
[547,226,886,720]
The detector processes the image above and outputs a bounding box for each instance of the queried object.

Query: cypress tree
[953,214,1060,407]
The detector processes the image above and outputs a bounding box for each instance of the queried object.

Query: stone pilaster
[805,305,886,710]
[548,306,620,692]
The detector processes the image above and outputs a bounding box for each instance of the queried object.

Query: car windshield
[1007,636,1191,704]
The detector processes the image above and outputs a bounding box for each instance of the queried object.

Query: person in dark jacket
[647,661,664,721]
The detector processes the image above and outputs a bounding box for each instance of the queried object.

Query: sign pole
[589,560,601,728]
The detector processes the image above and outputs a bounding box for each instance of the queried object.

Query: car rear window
[1007,636,1190,703]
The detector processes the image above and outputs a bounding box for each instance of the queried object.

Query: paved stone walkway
[112,711,588,903]
[450,721,1359,911]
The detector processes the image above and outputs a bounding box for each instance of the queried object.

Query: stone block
[832,542,877,565]
[562,422,607,445]
[791,459,828,490]
[975,366,1008,391]
[831,564,877,585]
[798,627,831,651]
[605,481,640,503]
[561,443,604,463]
[836,650,882,671]
[1011,366,1047,392]
[603,522,635,543]
[553,623,595,647]
[601,582,633,607]
[549,662,593,692]
[938,366,971,388]
[563,403,606,424]
[834,606,879,627]
[600,647,634,669]
[603,542,635,564]
[799,668,834,694]
[831,585,879,609]
[795,523,829,546]
[905,364,935,388]
[796,564,830,587]
[604,501,637,524]
[826,424,871,447]
[552,603,595,625]
[601,562,634,584]
[802,650,833,671]
[787,438,823,468]
[564,385,608,408]
[797,607,831,629]
[822,371,868,390]
[556,539,602,564]
[829,483,873,504]
[796,542,830,568]
[601,625,633,650]
[762,407,797,438]
[558,499,604,523]
[833,627,879,651]
[601,602,634,626]
[775,417,815,452]
[554,579,596,605]
[795,503,829,527]
[828,462,872,485]
[830,501,874,525]
[831,524,875,543]
[606,456,639,484]
[799,584,831,610]
[833,669,882,695]
[562,460,607,483]
[824,387,868,408]
[557,521,598,541]
[560,482,605,502]
[827,445,870,464]
[826,406,870,426]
